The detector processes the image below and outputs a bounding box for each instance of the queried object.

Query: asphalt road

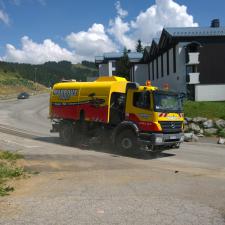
[0,94,225,225]
[0,94,53,136]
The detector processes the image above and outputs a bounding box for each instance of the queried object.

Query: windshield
[153,91,183,112]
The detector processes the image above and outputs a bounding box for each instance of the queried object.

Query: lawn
[184,101,225,119]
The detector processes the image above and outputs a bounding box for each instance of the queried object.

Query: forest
[0,60,98,87]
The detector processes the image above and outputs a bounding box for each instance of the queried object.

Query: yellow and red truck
[49,76,184,153]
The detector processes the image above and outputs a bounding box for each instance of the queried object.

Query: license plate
[170,136,177,140]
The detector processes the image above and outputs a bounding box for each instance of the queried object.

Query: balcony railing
[186,52,200,65]
[187,72,200,84]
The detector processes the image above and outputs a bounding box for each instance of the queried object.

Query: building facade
[139,20,225,101]
[95,52,143,77]
[95,20,225,101]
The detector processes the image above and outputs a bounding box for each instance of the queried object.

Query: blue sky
[0,0,224,64]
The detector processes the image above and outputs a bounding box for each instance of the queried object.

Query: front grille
[159,121,182,133]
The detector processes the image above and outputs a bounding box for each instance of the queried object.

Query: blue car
[17,92,30,99]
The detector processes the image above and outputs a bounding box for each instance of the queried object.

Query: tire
[116,129,138,153]
[59,123,74,146]
[173,143,180,149]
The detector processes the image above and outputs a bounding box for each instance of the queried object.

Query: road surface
[0,94,224,225]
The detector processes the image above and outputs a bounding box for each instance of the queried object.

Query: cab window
[133,91,150,110]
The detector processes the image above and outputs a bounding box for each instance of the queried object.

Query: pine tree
[136,39,144,53]
[115,47,130,80]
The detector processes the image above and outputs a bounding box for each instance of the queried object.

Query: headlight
[155,137,163,143]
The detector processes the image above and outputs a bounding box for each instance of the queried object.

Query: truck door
[125,90,155,132]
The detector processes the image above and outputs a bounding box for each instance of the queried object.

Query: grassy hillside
[0,69,47,98]
[72,63,97,72]
[0,61,98,88]
[184,101,225,119]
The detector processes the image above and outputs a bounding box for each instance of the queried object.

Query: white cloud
[131,0,198,43]
[115,1,128,18]
[2,36,80,64]
[0,9,9,25]
[1,0,199,64]
[108,1,135,50]
[66,23,117,59]
[108,16,135,50]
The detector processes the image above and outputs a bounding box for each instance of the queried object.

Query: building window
[173,46,176,73]
[161,54,164,77]
[167,50,169,75]
[133,91,150,110]
[152,61,154,80]
[156,58,159,79]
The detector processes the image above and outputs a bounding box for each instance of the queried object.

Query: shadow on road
[35,136,176,160]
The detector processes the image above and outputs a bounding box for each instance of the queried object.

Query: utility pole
[34,67,37,93]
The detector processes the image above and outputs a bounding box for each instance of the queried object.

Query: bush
[218,129,225,138]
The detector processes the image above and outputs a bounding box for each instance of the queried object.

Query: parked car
[17,92,30,99]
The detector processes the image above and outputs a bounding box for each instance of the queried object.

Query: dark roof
[144,46,151,53]
[153,38,160,44]
[142,25,225,62]
[103,52,123,59]
[95,52,143,63]
[164,26,225,37]
[143,46,151,61]
[128,52,143,63]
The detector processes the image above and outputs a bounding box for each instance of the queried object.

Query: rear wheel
[116,130,138,153]
[59,123,74,146]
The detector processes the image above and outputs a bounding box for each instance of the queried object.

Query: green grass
[0,186,14,196]
[0,151,24,196]
[184,101,225,120]
[0,151,23,161]
[0,70,35,89]
[0,164,24,179]
[72,64,97,72]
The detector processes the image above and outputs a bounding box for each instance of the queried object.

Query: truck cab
[114,84,184,152]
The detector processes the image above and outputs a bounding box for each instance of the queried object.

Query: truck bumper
[138,132,184,147]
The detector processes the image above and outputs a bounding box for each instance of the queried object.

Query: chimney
[211,19,220,28]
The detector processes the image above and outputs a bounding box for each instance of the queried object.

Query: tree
[136,39,144,53]
[115,47,130,80]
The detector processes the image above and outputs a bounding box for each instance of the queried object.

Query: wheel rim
[121,137,132,150]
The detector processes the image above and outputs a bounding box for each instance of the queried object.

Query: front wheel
[115,130,138,153]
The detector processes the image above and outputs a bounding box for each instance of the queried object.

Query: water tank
[211,19,220,28]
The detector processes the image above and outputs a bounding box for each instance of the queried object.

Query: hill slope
[0,61,98,88]
[0,60,98,98]
[0,69,47,98]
